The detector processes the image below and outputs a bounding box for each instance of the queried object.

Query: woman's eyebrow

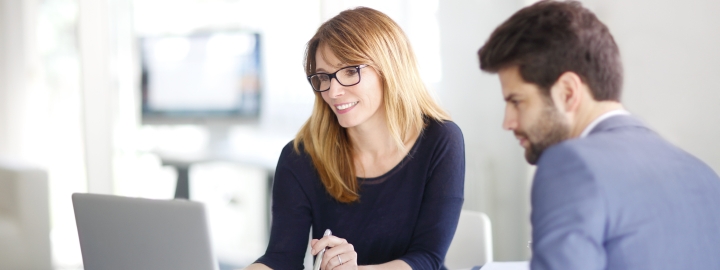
[315,63,346,73]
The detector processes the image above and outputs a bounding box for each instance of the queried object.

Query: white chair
[0,158,52,270]
[445,210,493,269]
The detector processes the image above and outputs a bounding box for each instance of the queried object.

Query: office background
[1,0,718,269]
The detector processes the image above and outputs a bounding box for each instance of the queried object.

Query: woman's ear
[549,71,585,113]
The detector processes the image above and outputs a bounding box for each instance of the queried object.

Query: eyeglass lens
[309,66,361,92]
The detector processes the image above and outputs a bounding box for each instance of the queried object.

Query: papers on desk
[477,261,529,270]
[462,261,529,270]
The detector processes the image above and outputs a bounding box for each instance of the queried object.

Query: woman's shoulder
[423,118,464,140]
[410,118,464,158]
[280,140,301,155]
[276,140,312,169]
[274,140,324,189]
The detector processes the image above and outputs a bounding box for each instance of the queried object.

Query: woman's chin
[336,117,361,129]
[337,121,356,129]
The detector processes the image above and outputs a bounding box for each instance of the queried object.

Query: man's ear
[549,72,585,113]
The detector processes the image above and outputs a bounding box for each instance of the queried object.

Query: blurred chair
[0,158,52,270]
[445,210,493,269]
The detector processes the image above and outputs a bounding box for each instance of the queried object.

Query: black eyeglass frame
[306,64,369,92]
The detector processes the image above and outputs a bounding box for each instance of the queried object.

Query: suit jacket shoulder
[530,114,720,270]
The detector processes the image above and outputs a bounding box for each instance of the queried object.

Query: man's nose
[502,106,517,131]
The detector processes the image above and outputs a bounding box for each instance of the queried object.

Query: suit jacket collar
[588,114,648,136]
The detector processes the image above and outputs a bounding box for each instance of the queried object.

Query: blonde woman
[245,7,465,270]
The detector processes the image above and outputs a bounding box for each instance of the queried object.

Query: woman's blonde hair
[294,7,449,203]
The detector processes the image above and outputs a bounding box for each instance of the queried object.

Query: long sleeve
[400,121,465,269]
[255,145,312,270]
[530,144,607,270]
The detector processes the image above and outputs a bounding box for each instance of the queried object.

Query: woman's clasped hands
[311,234,358,270]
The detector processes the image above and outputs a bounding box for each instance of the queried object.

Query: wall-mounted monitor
[140,30,262,125]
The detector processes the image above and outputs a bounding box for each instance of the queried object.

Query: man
[477,1,720,269]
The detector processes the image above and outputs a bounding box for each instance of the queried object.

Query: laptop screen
[72,193,219,270]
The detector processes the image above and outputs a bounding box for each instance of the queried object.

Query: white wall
[436,0,531,261]
[0,0,39,160]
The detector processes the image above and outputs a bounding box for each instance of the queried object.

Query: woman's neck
[346,111,420,178]
[347,114,397,159]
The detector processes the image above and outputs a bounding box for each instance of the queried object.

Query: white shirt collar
[580,110,630,138]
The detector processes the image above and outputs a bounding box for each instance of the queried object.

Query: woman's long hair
[295,7,449,203]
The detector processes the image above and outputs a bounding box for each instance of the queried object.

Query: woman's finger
[310,236,332,255]
[311,235,347,255]
[322,242,355,270]
[323,243,353,259]
[324,250,358,270]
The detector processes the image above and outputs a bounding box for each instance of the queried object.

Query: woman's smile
[335,101,359,113]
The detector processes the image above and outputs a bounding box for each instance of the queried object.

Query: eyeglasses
[307,64,368,92]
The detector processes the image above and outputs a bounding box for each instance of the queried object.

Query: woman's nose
[326,78,345,98]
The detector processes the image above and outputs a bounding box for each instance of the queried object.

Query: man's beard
[516,104,571,165]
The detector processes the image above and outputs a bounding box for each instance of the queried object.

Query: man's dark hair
[478,0,623,101]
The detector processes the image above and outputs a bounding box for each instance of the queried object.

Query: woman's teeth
[336,102,358,110]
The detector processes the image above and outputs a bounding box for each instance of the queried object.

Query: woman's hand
[311,235,358,270]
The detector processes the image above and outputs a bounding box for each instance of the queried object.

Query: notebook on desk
[72,193,220,270]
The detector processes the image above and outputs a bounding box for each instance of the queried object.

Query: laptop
[72,193,220,270]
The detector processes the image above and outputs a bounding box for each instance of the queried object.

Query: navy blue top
[255,119,465,269]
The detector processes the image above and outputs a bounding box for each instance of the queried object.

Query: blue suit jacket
[530,115,720,270]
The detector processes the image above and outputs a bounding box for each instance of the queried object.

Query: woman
[246,7,465,270]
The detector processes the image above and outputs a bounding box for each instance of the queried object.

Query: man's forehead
[498,68,522,94]
[498,66,522,84]
[497,68,544,99]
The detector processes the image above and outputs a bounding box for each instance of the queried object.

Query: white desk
[459,261,529,270]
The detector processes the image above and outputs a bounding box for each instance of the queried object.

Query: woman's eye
[344,69,358,76]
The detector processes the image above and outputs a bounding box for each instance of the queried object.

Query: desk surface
[465,261,528,270]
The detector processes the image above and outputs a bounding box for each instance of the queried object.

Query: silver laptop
[72,193,220,270]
